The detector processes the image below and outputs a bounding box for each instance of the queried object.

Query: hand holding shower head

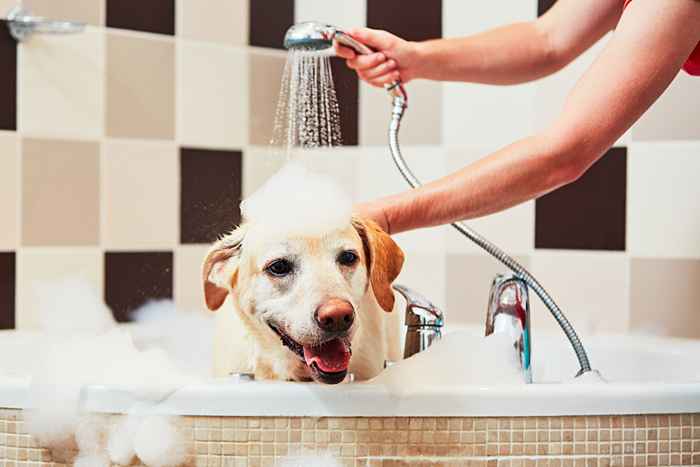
[283,21,407,101]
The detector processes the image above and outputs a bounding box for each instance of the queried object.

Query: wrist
[404,40,428,81]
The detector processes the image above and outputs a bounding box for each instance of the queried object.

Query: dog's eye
[337,250,359,266]
[266,259,294,277]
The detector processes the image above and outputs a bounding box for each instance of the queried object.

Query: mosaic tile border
[0,410,698,466]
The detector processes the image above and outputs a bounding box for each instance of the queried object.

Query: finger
[346,52,386,71]
[368,71,401,87]
[346,27,396,51]
[358,59,397,80]
[333,41,355,60]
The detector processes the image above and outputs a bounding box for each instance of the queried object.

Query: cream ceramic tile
[528,251,629,335]
[446,253,530,326]
[177,0,248,46]
[16,248,102,329]
[627,142,700,259]
[18,27,104,139]
[248,50,287,145]
[177,41,248,149]
[22,138,100,246]
[0,131,18,249]
[360,79,442,146]
[0,0,17,15]
[101,139,178,249]
[295,0,366,31]
[630,258,700,339]
[445,146,535,255]
[175,244,210,312]
[631,71,700,141]
[242,146,287,198]
[23,0,105,25]
[106,31,175,139]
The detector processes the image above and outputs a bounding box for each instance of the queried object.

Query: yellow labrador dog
[202,215,404,384]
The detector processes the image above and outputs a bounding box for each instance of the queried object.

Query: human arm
[356,0,700,234]
[336,0,622,86]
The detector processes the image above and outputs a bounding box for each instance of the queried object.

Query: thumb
[346,27,397,52]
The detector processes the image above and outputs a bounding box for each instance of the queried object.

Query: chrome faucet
[485,273,532,383]
[393,284,444,359]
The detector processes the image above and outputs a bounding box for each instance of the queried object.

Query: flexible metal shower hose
[388,96,592,376]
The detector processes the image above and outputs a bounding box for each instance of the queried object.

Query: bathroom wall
[0,0,698,339]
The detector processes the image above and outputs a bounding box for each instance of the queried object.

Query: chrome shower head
[283,21,373,55]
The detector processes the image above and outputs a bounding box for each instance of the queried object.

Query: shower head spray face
[283,21,374,55]
[283,21,336,51]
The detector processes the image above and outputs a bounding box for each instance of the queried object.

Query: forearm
[414,22,564,84]
[376,135,589,234]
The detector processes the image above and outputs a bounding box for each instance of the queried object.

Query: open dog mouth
[268,323,351,384]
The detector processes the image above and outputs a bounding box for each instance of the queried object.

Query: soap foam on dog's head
[241,162,352,237]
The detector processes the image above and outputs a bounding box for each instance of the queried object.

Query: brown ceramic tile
[538,0,557,16]
[248,0,293,49]
[22,138,100,246]
[535,147,627,251]
[630,258,700,339]
[23,0,105,25]
[331,58,359,146]
[0,20,16,131]
[106,0,174,35]
[0,252,15,329]
[106,32,175,139]
[367,0,441,41]
[249,51,286,145]
[104,251,173,322]
[180,147,243,244]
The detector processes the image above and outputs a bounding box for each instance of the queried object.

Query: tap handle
[393,284,443,327]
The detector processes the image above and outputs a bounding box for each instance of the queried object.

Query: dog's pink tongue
[303,339,350,373]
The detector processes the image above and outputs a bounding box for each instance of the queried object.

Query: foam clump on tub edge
[241,161,353,236]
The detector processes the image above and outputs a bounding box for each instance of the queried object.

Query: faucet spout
[485,273,532,383]
[393,284,444,359]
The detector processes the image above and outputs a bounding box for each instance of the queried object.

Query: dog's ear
[202,225,246,311]
[352,218,405,312]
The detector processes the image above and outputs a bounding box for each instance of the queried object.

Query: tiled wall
[0,0,698,339]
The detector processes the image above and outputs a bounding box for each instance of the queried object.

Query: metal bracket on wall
[5,6,85,42]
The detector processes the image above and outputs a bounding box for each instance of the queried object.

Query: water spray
[283,21,593,377]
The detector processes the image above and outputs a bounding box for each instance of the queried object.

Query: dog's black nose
[315,299,355,333]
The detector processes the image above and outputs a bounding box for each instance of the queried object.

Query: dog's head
[202,217,403,384]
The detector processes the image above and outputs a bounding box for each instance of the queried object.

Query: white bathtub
[1,326,699,418]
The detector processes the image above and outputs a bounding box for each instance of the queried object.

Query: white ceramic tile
[0,132,18,249]
[396,252,447,314]
[446,253,531,326]
[444,146,535,255]
[177,41,248,149]
[175,244,210,312]
[18,27,104,139]
[291,146,358,197]
[294,0,366,30]
[177,0,248,46]
[101,140,178,249]
[630,71,700,141]
[360,79,442,146]
[16,248,103,329]
[528,251,630,335]
[443,0,536,38]
[241,146,288,198]
[354,145,449,253]
[442,81,536,147]
[627,141,700,258]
